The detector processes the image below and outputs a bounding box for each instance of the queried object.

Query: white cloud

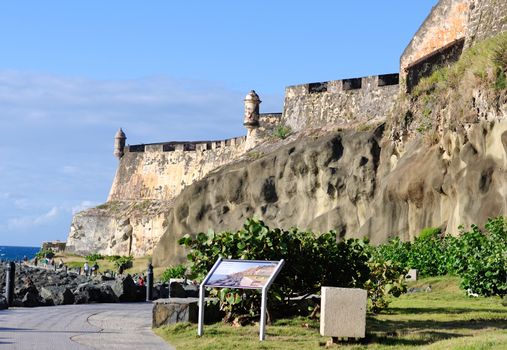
[0,70,283,245]
[7,206,60,230]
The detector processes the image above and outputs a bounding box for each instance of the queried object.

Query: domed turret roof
[115,128,126,139]
[244,90,261,102]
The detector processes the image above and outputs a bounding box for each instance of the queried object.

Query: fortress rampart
[108,136,247,202]
[282,74,399,132]
[108,113,282,202]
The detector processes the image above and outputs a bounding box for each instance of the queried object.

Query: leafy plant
[85,253,104,262]
[365,259,407,313]
[107,255,133,270]
[179,218,404,321]
[455,218,507,296]
[36,248,55,259]
[273,126,292,139]
[418,227,441,241]
[160,264,187,282]
[375,217,507,297]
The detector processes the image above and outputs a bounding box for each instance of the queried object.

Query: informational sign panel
[206,260,280,289]
[198,258,284,341]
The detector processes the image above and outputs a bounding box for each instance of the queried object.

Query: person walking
[83,262,90,276]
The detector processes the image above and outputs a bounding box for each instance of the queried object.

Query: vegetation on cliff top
[392,32,507,141]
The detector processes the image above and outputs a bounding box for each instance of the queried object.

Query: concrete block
[320,287,367,338]
[405,269,418,281]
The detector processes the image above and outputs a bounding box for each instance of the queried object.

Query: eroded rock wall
[153,127,384,266]
[361,119,507,243]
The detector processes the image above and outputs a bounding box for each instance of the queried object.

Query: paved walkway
[0,303,174,350]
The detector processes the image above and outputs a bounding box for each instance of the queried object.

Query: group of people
[82,261,100,276]
[31,256,65,270]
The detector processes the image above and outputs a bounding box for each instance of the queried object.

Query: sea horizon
[0,245,40,262]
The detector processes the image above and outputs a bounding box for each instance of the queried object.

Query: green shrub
[273,126,291,139]
[85,253,104,262]
[408,235,447,277]
[160,264,187,282]
[365,259,407,313]
[418,227,441,241]
[179,218,404,320]
[375,237,411,269]
[376,216,507,297]
[107,255,133,270]
[36,248,54,259]
[456,218,507,296]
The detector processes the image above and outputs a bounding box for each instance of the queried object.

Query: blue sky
[0,0,437,247]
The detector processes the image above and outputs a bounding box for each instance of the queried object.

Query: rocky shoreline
[0,262,168,308]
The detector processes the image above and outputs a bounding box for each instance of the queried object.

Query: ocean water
[0,246,39,262]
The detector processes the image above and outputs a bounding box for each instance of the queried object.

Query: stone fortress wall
[466,0,507,47]
[401,0,507,91]
[108,113,282,202]
[282,74,400,132]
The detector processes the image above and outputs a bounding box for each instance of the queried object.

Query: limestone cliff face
[153,127,384,266]
[153,117,507,266]
[65,201,171,257]
[362,119,507,243]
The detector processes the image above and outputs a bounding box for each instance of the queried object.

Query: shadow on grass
[365,330,471,347]
[385,307,507,315]
[364,316,507,347]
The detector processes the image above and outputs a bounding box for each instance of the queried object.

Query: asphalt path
[0,303,174,350]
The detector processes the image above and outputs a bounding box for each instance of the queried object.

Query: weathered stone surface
[283,76,398,132]
[20,287,45,307]
[320,287,367,338]
[152,298,222,327]
[466,0,507,47]
[152,298,199,327]
[41,286,75,305]
[109,275,137,302]
[153,127,384,266]
[400,0,469,79]
[74,283,119,304]
[0,295,7,309]
[362,119,507,243]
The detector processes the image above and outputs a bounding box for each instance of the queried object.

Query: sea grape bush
[455,218,507,296]
[376,217,507,297]
[160,264,187,282]
[179,218,405,320]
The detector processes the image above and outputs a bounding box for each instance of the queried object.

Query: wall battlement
[283,74,400,132]
[125,136,247,154]
[285,73,399,96]
[123,113,282,155]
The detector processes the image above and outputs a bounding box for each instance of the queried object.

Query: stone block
[320,287,367,339]
[405,269,418,281]
[152,297,222,328]
[152,298,198,328]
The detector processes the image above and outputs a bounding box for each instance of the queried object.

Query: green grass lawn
[56,253,166,278]
[154,276,507,350]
